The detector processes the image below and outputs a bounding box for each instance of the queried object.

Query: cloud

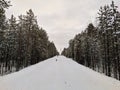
[6,0,120,52]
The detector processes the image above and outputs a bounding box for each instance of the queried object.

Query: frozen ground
[0,56,120,90]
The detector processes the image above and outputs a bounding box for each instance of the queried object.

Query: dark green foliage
[48,41,59,58]
[0,0,10,30]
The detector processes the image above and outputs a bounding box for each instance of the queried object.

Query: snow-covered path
[0,56,120,90]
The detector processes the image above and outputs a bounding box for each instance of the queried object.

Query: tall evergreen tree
[62,1,120,80]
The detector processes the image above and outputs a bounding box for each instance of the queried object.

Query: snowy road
[0,56,120,90]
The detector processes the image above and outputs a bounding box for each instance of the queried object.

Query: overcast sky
[6,0,120,52]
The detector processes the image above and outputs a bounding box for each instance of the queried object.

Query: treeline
[0,0,59,75]
[62,1,120,80]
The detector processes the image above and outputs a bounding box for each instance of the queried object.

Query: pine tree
[0,0,10,75]
[110,1,120,79]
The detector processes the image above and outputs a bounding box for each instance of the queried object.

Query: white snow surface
[0,56,120,90]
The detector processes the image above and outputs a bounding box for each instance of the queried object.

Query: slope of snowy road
[0,56,120,90]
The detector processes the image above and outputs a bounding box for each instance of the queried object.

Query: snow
[0,56,120,90]
[113,31,120,34]
[116,31,120,34]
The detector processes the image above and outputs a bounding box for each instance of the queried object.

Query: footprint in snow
[65,81,72,88]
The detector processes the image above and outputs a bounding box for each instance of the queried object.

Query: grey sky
[6,0,120,52]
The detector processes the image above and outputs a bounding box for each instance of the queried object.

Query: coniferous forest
[62,1,120,80]
[0,0,59,75]
[0,0,120,82]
